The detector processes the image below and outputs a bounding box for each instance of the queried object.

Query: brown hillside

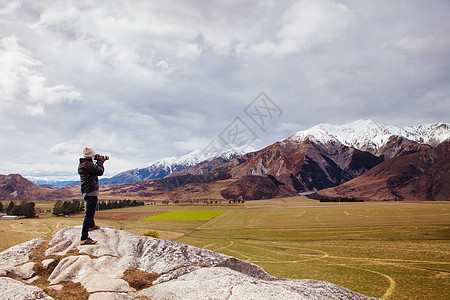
[225,137,383,193]
[0,174,53,201]
[398,142,449,201]
[220,175,296,201]
[317,142,449,201]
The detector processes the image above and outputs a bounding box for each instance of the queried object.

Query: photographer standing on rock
[78,147,108,245]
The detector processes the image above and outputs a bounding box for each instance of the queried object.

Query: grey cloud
[0,0,448,181]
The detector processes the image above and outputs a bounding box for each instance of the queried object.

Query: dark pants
[81,195,97,240]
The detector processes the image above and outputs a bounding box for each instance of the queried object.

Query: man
[78,147,107,245]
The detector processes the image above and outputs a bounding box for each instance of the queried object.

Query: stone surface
[0,238,45,276]
[0,277,53,300]
[24,275,41,284]
[46,226,272,290]
[42,258,56,268]
[136,267,374,300]
[13,262,36,279]
[0,226,380,300]
[49,284,64,290]
[49,255,133,293]
[89,292,131,300]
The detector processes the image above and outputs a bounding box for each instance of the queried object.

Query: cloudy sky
[1,0,449,181]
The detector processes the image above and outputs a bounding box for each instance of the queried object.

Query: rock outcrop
[0,226,379,299]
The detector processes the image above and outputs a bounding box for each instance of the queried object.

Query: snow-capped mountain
[27,177,79,187]
[223,119,449,194]
[106,119,449,186]
[105,146,252,184]
[289,119,449,155]
[144,148,245,172]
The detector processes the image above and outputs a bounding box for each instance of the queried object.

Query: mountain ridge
[29,119,449,187]
[14,119,449,202]
[215,119,449,198]
[289,119,449,156]
[106,119,449,188]
[104,147,249,184]
[317,141,449,201]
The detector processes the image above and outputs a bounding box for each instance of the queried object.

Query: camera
[95,154,109,161]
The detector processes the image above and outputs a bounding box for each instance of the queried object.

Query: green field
[140,210,227,220]
[1,200,449,299]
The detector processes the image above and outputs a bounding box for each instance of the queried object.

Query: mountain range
[290,119,448,155]
[104,120,449,185]
[3,119,449,202]
[103,148,248,184]
[222,120,448,196]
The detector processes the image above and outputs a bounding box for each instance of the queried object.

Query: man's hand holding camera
[94,154,109,162]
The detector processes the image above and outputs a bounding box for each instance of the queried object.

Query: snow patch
[143,145,254,174]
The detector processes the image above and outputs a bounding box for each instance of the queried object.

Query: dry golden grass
[121,268,159,290]
[178,202,450,300]
[12,241,91,300]
[0,217,119,252]
[44,281,89,300]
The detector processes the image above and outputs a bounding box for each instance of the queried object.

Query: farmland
[1,198,449,299]
[140,210,227,220]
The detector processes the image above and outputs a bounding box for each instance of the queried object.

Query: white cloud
[0,36,81,115]
[174,137,212,153]
[0,1,20,15]
[249,0,353,56]
[394,34,450,58]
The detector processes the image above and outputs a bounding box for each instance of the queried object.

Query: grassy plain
[177,203,450,299]
[1,199,449,299]
[140,210,227,220]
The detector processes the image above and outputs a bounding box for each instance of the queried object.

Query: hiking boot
[89,225,100,231]
[80,237,98,245]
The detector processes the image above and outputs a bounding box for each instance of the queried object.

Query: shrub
[143,230,160,238]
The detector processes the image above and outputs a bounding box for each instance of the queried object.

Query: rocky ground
[0,226,379,299]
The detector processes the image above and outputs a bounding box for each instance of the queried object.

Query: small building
[1,215,20,220]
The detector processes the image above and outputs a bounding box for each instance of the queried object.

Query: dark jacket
[78,158,104,194]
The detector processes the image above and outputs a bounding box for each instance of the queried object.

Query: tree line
[97,199,144,210]
[1,200,36,218]
[52,199,144,216]
[1,199,146,218]
[52,200,85,216]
